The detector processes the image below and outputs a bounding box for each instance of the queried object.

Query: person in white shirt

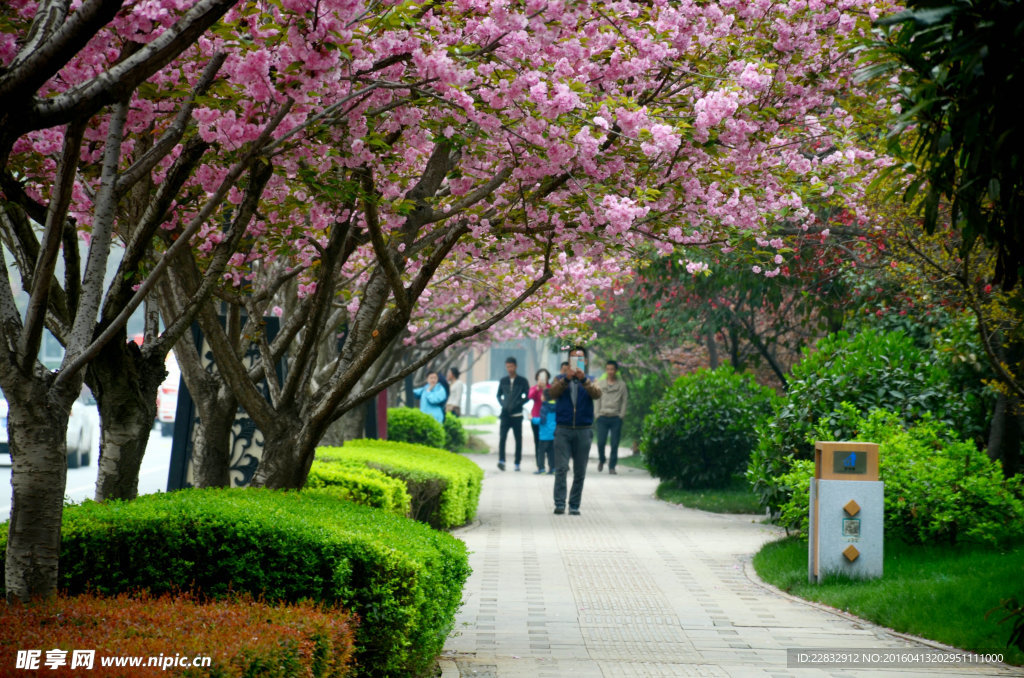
[446,367,465,417]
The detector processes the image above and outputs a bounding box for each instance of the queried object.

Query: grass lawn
[617,453,646,470]
[618,457,761,514]
[457,435,490,455]
[754,536,1024,665]
[459,415,497,426]
[655,476,762,514]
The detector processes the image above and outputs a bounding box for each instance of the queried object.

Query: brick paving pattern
[442,426,1023,678]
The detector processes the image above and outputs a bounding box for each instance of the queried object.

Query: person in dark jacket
[496,356,530,471]
[547,345,601,514]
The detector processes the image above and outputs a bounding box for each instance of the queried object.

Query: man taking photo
[547,345,601,515]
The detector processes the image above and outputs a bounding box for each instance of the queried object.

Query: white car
[461,380,532,418]
[66,390,97,469]
[0,389,95,468]
[0,393,8,466]
[155,353,180,437]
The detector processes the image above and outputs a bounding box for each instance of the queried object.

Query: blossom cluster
[1,0,895,345]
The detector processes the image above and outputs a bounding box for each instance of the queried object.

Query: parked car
[0,392,8,466]
[0,388,95,468]
[66,390,97,469]
[156,352,180,437]
[461,380,531,418]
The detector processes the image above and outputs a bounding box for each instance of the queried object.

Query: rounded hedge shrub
[387,407,446,449]
[319,439,483,528]
[0,489,470,678]
[747,328,968,514]
[443,415,467,452]
[777,406,1024,547]
[640,365,776,489]
[305,459,412,516]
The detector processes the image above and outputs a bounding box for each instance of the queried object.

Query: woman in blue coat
[413,371,448,424]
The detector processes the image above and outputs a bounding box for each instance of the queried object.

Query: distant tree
[866,0,1024,287]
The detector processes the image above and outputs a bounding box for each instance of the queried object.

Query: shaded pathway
[443,427,1021,677]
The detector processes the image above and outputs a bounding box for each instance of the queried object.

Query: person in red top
[528,368,550,473]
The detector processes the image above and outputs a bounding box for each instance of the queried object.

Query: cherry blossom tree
[1,0,894,599]
[0,0,258,601]
[160,0,895,490]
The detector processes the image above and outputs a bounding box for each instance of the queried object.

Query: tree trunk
[4,389,71,602]
[190,394,238,488]
[986,391,1023,478]
[88,339,167,502]
[1009,413,1023,477]
[705,329,719,369]
[728,326,740,369]
[987,391,1009,463]
[319,406,364,446]
[252,423,313,489]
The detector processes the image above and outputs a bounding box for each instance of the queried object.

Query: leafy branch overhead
[865,0,1024,288]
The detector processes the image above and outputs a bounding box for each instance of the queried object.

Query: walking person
[548,345,601,515]
[535,388,557,474]
[446,367,464,417]
[596,360,628,474]
[528,368,551,470]
[496,357,530,471]
[413,371,447,424]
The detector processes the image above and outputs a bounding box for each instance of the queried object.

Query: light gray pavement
[443,421,1022,678]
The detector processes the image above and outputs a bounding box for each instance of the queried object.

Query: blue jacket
[413,384,447,424]
[550,375,600,427]
[538,400,557,441]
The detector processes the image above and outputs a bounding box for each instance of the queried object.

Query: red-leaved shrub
[0,592,356,677]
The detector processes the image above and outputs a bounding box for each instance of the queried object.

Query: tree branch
[29,0,238,130]
[64,98,130,361]
[104,136,210,322]
[360,168,410,315]
[324,262,554,422]
[55,101,292,386]
[19,117,85,373]
[113,52,227,198]
[0,0,123,106]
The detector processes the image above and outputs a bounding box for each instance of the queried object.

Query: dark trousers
[554,427,592,510]
[498,415,523,465]
[596,416,623,469]
[537,439,554,471]
[531,421,540,453]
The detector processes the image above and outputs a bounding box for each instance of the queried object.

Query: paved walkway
[442,424,1022,677]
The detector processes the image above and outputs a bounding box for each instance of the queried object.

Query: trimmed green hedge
[306,459,412,517]
[387,408,446,449]
[0,489,470,678]
[442,416,467,452]
[318,439,483,529]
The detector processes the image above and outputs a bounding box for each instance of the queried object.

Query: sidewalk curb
[741,554,1020,671]
[437,658,460,678]
[450,518,483,535]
